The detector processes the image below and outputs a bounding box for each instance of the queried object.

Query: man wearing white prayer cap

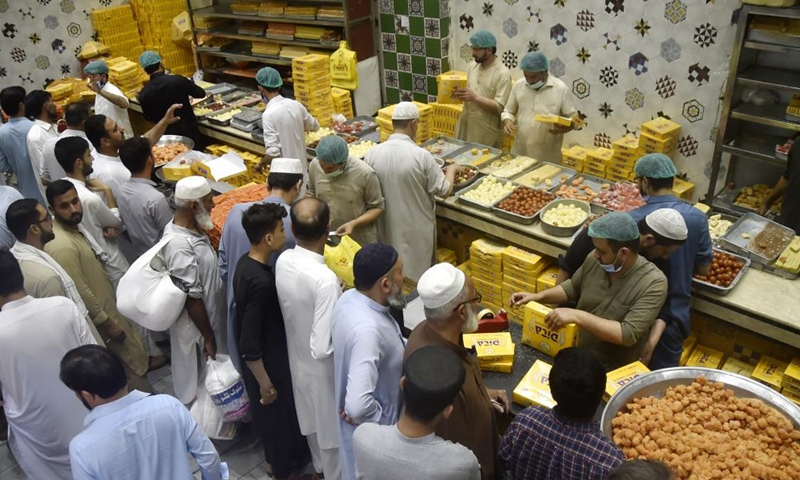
[156,176,228,404]
[404,263,508,480]
[365,103,460,282]
[218,158,304,373]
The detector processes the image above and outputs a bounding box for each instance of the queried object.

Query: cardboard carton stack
[469,238,507,312]
[561,145,591,172]
[607,135,640,182]
[501,246,546,324]
[462,332,516,373]
[640,117,681,156]
[91,5,145,61]
[292,54,335,127]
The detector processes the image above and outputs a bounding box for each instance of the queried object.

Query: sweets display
[591,182,645,212]
[749,223,794,260]
[541,203,588,228]
[692,250,746,288]
[481,155,537,179]
[152,143,190,167]
[460,176,516,204]
[708,214,735,240]
[495,187,555,218]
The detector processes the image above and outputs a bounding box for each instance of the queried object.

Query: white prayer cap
[270,157,303,174]
[645,208,688,241]
[418,263,466,309]
[392,101,419,120]
[175,176,211,200]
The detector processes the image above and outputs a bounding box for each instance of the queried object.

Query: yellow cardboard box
[783,356,800,383]
[752,356,788,392]
[535,114,572,126]
[612,135,640,153]
[604,361,650,401]
[472,276,502,296]
[501,284,524,324]
[504,262,544,282]
[436,72,467,105]
[513,360,556,408]
[640,117,681,140]
[640,132,676,152]
[470,238,507,260]
[536,266,561,293]
[679,333,698,366]
[471,254,503,272]
[698,318,737,355]
[462,332,515,360]
[502,246,544,272]
[586,147,615,165]
[562,145,592,162]
[685,345,725,369]
[481,360,514,373]
[721,357,756,377]
[672,178,695,201]
[503,274,538,294]
[522,301,578,355]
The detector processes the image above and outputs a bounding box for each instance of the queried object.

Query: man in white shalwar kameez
[276,197,343,480]
[365,102,458,282]
[0,251,97,480]
[254,67,320,195]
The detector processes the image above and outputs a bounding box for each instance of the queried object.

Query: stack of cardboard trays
[640,117,681,156]
[469,239,507,312]
[501,246,546,324]
[431,102,463,137]
[604,361,650,402]
[561,145,591,172]
[107,58,144,98]
[781,357,800,406]
[584,147,614,179]
[751,356,788,392]
[513,360,556,408]
[462,332,515,373]
[331,87,354,119]
[436,247,457,266]
[684,345,725,369]
[607,135,640,182]
[521,300,578,356]
[292,54,335,127]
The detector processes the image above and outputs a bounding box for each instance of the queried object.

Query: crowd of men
[0,40,703,480]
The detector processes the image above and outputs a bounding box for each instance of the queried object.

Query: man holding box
[511,213,668,371]
[455,31,512,149]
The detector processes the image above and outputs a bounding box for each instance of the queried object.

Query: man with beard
[7,198,103,343]
[43,180,151,392]
[24,90,58,195]
[405,263,508,480]
[156,176,227,405]
[331,243,407,480]
[0,87,42,202]
[454,31,512,149]
[0,251,97,480]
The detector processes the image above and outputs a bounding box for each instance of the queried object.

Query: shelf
[196,47,294,67]
[192,5,346,27]
[721,134,788,166]
[204,66,295,83]
[745,5,800,20]
[729,103,800,131]
[194,27,339,50]
[743,40,800,54]
[737,67,800,93]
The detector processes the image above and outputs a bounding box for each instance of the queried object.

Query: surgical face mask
[527,79,545,90]
[599,249,624,274]
[461,303,480,333]
[325,165,345,178]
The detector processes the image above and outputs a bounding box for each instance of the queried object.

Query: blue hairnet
[83,61,109,75]
[316,135,349,164]
[520,52,550,72]
[255,67,283,89]
[634,153,678,179]
[588,212,639,241]
[470,31,497,48]
[138,51,162,68]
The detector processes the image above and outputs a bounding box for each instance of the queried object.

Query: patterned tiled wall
[449,0,742,198]
[0,0,127,90]
[378,0,451,104]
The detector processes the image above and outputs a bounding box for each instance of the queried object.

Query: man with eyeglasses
[404,263,508,480]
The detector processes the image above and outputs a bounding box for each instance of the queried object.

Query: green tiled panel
[409,17,424,36]
[440,18,450,38]
[386,87,400,104]
[441,57,450,74]
[393,0,407,15]
[383,52,397,71]
[399,72,412,90]
[428,76,438,96]
[411,55,426,74]
[413,93,428,103]
[396,35,410,54]
[380,14,395,34]
[423,0,438,18]
[425,38,441,58]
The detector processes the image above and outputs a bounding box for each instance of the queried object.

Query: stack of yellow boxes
[377,102,433,143]
[292,54,335,127]
[720,357,756,377]
[639,117,681,156]
[91,5,145,61]
[513,360,556,408]
[436,247,457,266]
[604,361,650,402]
[502,131,514,153]
[376,104,396,142]
[331,87,354,119]
[584,147,614,179]
[430,102,463,137]
[751,356,788,392]
[45,83,73,105]
[673,178,696,200]
[607,135,640,182]
[462,332,516,373]
[107,58,144,98]
[781,357,800,406]
[561,145,591,172]
[522,300,578,356]
[679,332,698,365]
[536,266,561,293]
[469,238,506,312]
[501,246,546,324]
[684,344,725,369]
[203,144,261,186]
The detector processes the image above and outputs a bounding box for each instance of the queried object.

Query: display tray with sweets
[445,143,503,167]
[193,100,230,119]
[492,186,556,225]
[454,176,518,211]
[445,165,480,191]
[479,154,538,181]
[206,107,243,126]
[515,162,576,191]
[720,212,795,265]
[552,173,611,202]
[691,248,751,296]
[420,136,469,159]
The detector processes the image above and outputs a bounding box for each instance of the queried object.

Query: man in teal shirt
[0,87,42,203]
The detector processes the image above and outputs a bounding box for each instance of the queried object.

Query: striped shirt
[499,407,624,480]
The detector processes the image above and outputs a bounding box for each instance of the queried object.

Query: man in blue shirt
[557,153,712,369]
[218,157,303,373]
[0,186,24,249]
[60,344,223,480]
[0,87,43,203]
[332,243,407,480]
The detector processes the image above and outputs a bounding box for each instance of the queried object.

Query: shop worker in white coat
[502,52,577,164]
[276,197,343,480]
[365,102,459,282]
[84,60,134,139]
[254,67,320,195]
[455,30,512,149]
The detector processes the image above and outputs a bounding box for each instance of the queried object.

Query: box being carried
[513,360,556,408]
[191,152,248,183]
[522,301,578,355]
[462,332,515,364]
[535,114,572,127]
[436,71,467,105]
[604,361,650,401]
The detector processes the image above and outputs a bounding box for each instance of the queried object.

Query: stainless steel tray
[206,107,241,126]
[193,100,230,119]
[221,88,255,103]
[515,162,577,191]
[251,128,264,143]
[232,107,262,124]
[445,143,503,167]
[479,155,538,181]
[691,248,750,296]
[748,259,800,281]
[449,165,481,192]
[345,116,378,138]
[205,83,237,96]
[720,212,795,264]
[491,187,556,225]
[421,136,469,159]
[359,130,380,143]
[708,211,741,245]
[455,176,517,211]
[601,367,800,439]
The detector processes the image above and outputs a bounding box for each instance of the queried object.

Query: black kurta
[137,71,205,144]
[233,255,309,478]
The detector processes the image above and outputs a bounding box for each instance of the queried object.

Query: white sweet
[305,127,335,145]
[708,214,734,240]
[461,176,516,204]
[348,140,376,158]
[542,203,587,227]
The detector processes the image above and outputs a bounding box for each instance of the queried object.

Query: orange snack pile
[152,143,190,166]
[208,184,267,248]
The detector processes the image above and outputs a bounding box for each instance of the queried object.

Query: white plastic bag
[205,355,251,422]
[116,236,186,331]
[191,366,238,441]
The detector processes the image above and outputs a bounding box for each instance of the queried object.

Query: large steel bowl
[601,367,800,440]
[538,199,591,237]
[153,135,195,169]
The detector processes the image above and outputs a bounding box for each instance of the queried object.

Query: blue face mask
[527,80,545,90]
[325,165,345,178]
[599,249,624,273]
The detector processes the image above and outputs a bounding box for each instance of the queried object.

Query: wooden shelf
[194,28,339,50]
[196,47,294,67]
[193,5,346,27]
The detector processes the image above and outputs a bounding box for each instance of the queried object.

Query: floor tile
[0,464,25,480]
[219,434,264,479]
